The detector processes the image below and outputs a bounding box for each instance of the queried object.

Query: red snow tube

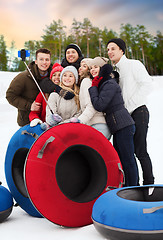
[24,123,123,227]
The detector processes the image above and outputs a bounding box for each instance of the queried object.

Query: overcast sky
[0,0,163,49]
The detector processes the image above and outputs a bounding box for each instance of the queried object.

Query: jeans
[131,105,154,185]
[113,125,138,186]
[91,123,111,140]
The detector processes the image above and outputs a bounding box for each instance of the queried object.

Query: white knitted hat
[60,66,78,84]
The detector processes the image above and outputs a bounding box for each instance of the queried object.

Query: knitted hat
[60,66,78,84]
[80,58,92,67]
[107,38,126,54]
[88,57,109,68]
[65,43,82,58]
[50,63,64,79]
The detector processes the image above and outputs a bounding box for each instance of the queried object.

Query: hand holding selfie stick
[18,49,54,114]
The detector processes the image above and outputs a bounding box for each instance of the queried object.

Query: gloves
[30,118,43,127]
[70,117,80,123]
[48,113,62,126]
[92,76,103,87]
[55,85,75,100]
[40,122,50,131]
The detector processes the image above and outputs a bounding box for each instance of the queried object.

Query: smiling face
[78,61,89,79]
[90,65,100,78]
[107,42,124,64]
[35,52,51,75]
[66,48,79,63]
[51,71,61,85]
[61,71,76,89]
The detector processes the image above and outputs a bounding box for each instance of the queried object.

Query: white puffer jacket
[116,55,153,114]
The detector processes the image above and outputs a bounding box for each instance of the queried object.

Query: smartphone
[18,49,30,61]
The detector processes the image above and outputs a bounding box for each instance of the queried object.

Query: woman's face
[51,71,61,85]
[90,65,100,78]
[66,48,79,63]
[61,71,75,89]
[78,61,89,79]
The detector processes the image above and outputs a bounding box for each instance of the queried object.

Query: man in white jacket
[107,38,154,185]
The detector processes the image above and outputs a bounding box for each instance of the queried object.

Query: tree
[41,19,66,63]
[81,18,93,57]
[71,19,82,45]
[0,35,8,71]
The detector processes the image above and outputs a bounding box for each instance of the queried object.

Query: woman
[73,58,111,139]
[88,57,138,186]
[29,63,63,127]
[45,66,80,128]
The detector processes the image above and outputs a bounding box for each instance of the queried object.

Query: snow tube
[0,183,13,222]
[92,185,163,240]
[5,124,44,217]
[24,123,123,227]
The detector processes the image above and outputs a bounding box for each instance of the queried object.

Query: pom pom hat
[50,63,64,79]
[60,66,78,84]
[107,38,126,54]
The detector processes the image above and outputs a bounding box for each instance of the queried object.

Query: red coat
[29,92,48,122]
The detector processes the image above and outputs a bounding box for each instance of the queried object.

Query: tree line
[0,18,163,75]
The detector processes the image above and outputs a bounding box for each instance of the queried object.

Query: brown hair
[36,48,51,59]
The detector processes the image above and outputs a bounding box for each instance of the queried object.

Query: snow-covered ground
[0,71,163,239]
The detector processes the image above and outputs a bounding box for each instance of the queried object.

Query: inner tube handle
[143,206,163,214]
[37,136,55,159]
[21,130,38,140]
[118,163,125,187]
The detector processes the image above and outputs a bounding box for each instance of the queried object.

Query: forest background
[0,18,162,75]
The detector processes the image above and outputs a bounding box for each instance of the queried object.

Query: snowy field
[0,71,163,240]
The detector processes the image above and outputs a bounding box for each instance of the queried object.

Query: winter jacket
[89,66,134,135]
[78,77,106,125]
[46,92,80,125]
[6,61,52,126]
[115,55,153,114]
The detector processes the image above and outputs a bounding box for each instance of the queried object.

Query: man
[107,38,154,185]
[6,48,74,127]
[6,48,52,126]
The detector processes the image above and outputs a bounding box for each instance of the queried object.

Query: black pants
[131,105,154,185]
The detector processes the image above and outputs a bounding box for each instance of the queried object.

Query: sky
[0,0,163,49]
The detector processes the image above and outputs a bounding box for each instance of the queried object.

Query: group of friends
[6,38,155,187]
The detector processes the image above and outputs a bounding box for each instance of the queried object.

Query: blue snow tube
[5,124,44,217]
[0,183,13,222]
[92,185,163,240]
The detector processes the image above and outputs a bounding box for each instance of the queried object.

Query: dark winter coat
[61,56,84,70]
[6,61,52,126]
[89,65,134,135]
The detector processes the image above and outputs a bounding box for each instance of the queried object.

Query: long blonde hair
[60,82,80,110]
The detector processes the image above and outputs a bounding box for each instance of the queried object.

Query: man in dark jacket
[6,48,52,126]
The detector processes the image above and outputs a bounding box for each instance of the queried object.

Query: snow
[0,71,163,239]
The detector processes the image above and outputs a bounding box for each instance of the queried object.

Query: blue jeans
[91,123,111,140]
[131,105,154,185]
[113,125,138,186]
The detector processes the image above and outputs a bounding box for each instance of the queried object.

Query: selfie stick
[19,49,54,114]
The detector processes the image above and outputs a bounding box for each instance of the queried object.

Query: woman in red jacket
[29,63,63,127]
